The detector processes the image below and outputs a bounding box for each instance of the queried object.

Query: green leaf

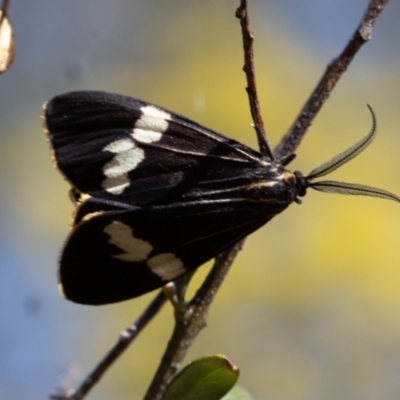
[221,385,253,400]
[161,355,239,400]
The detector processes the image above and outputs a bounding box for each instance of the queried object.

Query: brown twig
[274,0,390,161]
[143,240,245,400]
[236,0,274,159]
[50,291,167,400]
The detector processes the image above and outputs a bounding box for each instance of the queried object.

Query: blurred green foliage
[161,355,239,400]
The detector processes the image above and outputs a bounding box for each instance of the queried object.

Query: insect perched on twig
[44,91,400,305]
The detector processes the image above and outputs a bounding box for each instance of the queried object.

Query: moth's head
[246,106,400,206]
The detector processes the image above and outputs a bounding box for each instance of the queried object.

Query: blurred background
[1,1,400,399]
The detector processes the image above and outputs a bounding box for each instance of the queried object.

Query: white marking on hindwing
[102,138,144,195]
[147,253,185,281]
[103,221,153,262]
[132,105,170,143]
[103,221,185,281]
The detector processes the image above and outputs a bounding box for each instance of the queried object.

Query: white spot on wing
[104,221,153,262]
[102,176,130,195]
[102,138,144,195]
[104,138,135,153]
[147,253,185,281]
[132,128,162,143]
[132,105,170,143]
[140,105,171,124]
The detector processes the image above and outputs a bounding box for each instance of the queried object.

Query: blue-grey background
[1,1,400,399]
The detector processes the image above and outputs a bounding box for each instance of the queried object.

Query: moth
[44,91,400,305]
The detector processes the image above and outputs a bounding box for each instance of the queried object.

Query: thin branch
[236,0,274,159]
[274,0,390,161]
[143,240,245,400]
[50,291,167,400]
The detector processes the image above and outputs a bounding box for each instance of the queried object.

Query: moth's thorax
[244,165,298,204]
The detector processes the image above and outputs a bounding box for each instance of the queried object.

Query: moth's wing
[44,91,270,206]
[60,200,274,305]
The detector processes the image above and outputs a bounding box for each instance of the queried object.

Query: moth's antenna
[308,105,376,180]
[295,106,400,204]
[310,181,400,203]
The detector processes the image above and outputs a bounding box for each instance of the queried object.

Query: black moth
[44,91,400,305]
